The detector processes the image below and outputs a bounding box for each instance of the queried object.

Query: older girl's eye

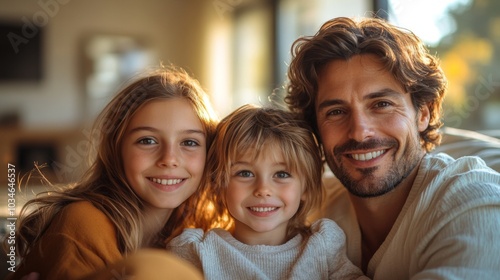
[236,170,253,178]
[138,138,157,145]
[275,171,291,178]
[182,140,200,147]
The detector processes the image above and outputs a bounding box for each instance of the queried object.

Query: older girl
[7,66,221,279]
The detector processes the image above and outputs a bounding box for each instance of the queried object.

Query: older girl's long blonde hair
[12,66,220,259]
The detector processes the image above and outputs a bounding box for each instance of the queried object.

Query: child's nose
[253,180,272,197]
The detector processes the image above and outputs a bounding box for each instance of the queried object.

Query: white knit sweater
[167,219,368,280]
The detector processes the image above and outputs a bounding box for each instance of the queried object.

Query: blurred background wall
[0,0,375,213]
[0,0,499,264]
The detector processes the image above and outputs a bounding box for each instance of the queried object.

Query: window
[388,0,500,133]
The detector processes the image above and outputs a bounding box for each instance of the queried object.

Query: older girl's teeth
[151,178,182,185]
[249,207,277,212]
[351,150,384,161]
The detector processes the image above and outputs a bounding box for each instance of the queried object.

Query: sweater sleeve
[313,219,369,280]
[411,183,500,279]
[166,228,205,271]
[9,201,122,280]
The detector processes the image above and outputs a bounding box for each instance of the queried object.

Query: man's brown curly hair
[285,17,447,152]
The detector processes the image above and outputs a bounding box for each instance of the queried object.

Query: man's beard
[325,133,423,198]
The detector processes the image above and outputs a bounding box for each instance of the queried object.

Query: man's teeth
[351,150,384,161]
[249,207,277,212]
[151,178,182,185]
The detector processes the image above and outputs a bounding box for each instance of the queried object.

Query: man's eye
[236,170,253,177]
[327,109,343,116]
[375,101,392,108]
[182,140,200,147]
[138,138,157,145]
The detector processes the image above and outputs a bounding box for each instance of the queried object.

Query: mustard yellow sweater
[8,201,122,280]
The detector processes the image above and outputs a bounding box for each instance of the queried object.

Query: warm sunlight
[389,0,472,46]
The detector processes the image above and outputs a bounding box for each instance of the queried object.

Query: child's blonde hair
[12,66,219,258]
[205,104,324,239]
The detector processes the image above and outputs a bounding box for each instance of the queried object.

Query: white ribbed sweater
[167,219,368,280]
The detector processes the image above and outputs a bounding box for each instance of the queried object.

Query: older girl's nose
[157,145,179,168]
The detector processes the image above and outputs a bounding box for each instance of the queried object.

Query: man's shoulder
[322,175,349,202]
[423,152,500,184]
[416,153,500,214]
[311,175,350,220]
[433,127,500,172]
[410,128,500,221]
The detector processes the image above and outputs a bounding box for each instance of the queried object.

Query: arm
[166,228,205,271]
[411,201,500,279]
[10,201,122,280]
[311,219,369,280]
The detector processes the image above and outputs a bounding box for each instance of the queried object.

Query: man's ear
[417,105,430,132]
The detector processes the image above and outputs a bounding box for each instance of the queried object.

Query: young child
[167,104,368,279]
[6,66,222,280]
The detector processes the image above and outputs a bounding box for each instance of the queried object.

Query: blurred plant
[433,0,500,130]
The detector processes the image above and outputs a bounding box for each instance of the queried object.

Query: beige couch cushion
[433,127,500,172]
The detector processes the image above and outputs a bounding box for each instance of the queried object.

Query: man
[286,17,500,279]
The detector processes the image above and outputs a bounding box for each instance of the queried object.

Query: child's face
[226,146,306,245]
[121,98,206,211]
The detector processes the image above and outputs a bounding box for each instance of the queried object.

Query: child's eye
[275,171,291,178]
[182,140,200,147]
[236,170,254,177]
[137,138,157,145]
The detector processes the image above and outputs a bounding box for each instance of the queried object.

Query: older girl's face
[121,98,207,210]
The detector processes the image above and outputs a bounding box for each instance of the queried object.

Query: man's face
[315,54,429,197]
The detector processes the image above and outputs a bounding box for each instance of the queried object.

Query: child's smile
[227,145,306,245]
